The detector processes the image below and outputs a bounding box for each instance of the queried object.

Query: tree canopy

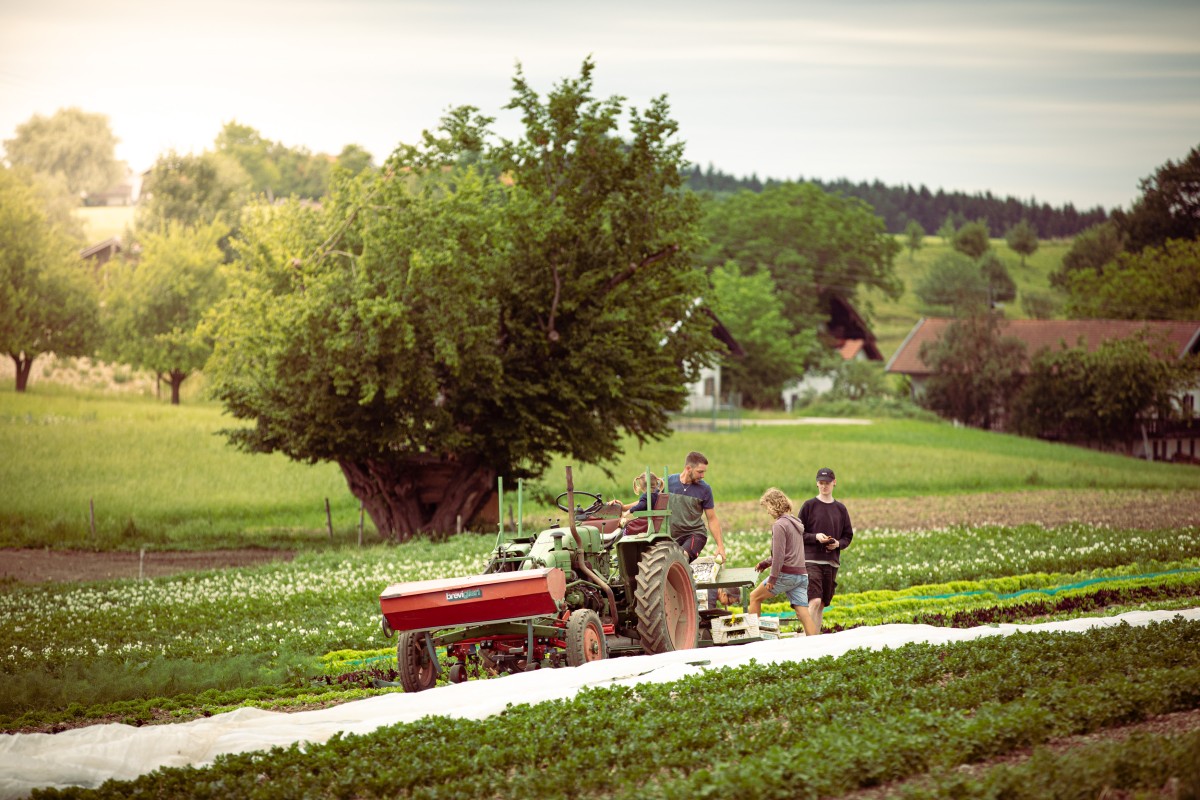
[915,252,990,316]
[102,222,227,404]
[1012,334,1197,449]
[918,313,1026,430]
[138,150,250,230]
[204,60,714,539]
[1051,220,1123,289]
[0,167,99,391]
[215,121,334,200]
[2,107,124,197]
[700,181,902,333]
[1004,219,1038,266]
[685,166,1107,238]
[904,220,925,262]
[1111,143,1200,253]
[710,263,814,407]
[1062,238,1200,320]
[952,220,991,259]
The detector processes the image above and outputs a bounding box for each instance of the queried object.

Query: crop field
[3,383,1200,797]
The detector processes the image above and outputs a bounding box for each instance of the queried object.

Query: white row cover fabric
[3,607,1197,799]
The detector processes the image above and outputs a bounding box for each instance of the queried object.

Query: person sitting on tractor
[618,471,665,535]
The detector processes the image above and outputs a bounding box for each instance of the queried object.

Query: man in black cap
[797,467,853,633]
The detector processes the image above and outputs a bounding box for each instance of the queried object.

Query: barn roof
[886,318,1200,376]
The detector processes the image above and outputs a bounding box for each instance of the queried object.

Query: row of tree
[919,313,1196,449]
[1050,144,1200,321]
[686,165,1109,238]
[1,61,727,538]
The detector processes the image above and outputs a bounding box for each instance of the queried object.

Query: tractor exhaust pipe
[565,466,618,626]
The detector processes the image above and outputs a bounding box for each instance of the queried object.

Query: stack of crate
[710,613,761,644]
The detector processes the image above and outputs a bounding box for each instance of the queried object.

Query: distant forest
[686,165,1108,239]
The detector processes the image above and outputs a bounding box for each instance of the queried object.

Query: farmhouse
[684,295,882,413]
[781,295,883,410]
[886,317,1200,462]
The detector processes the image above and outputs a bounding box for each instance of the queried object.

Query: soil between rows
[2,488,1197,585]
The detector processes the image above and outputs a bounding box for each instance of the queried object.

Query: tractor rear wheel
[566,608,607,666]
[635,542,699,654]
[397,631,438,693]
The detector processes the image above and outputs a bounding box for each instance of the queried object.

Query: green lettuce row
[756,565,1200,624]
[898,728,1200,799]
[32,618,1200,800]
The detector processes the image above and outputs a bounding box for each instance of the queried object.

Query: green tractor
[379,467,705,692]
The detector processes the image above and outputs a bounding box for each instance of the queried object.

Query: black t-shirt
[798,497,853,566]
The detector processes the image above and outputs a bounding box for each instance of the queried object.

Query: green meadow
[867,235,1071,358]
[3,385,1198,550]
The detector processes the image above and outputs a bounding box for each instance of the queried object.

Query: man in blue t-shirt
[665,451,727,563]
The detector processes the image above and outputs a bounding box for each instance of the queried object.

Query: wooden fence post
[325,498,334,541]
[89,498,96,540]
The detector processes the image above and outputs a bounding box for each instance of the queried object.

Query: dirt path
[0,548,294,584]
[720,487,1200,534]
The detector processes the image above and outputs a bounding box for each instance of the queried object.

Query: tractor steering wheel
[555,491,605,518]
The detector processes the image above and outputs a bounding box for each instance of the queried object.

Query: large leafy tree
[205,60,713,540]
[710,263,813,406]
[1004,219,1039,266]
[215,121,334,200]
[1062,238,1200,320]
[914,252,990,315]
[1111,143,1200,253]
[978,252,1017,305]
[904,219,925,262]
[102,221,227,404]
[952,219,991,259]
[3,107,124,197]
[138,150,250,229]
[1051,220,1123,289]
[919,313,1026,430]
[0,167,98,391]
[699,181,902,347]
[1012,335,1197,450]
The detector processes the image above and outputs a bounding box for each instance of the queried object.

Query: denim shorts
[770,572,810,606]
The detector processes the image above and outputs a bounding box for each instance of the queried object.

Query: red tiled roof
[886,318,1200,376]
[838,339,864,360]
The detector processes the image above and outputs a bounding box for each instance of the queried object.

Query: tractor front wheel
[635,542,699,654]
[565,608,607,667]
[397,631,438,693]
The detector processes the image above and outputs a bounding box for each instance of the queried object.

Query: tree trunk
[12,353,34,392]
[338,455,497,542]
[168,370,186,405]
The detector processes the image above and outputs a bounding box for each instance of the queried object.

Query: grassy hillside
[4,386,1198,550]
[865,235,1071,359]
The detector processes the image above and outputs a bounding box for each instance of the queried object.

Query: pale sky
[2,0,1198,211]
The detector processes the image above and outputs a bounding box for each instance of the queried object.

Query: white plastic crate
[690,557,720,585]
[710,613,761,644]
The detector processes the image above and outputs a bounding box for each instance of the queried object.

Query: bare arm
[705,507,726,558]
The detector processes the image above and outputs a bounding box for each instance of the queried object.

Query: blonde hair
[758,487,792,519]
[632,472,665,494]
